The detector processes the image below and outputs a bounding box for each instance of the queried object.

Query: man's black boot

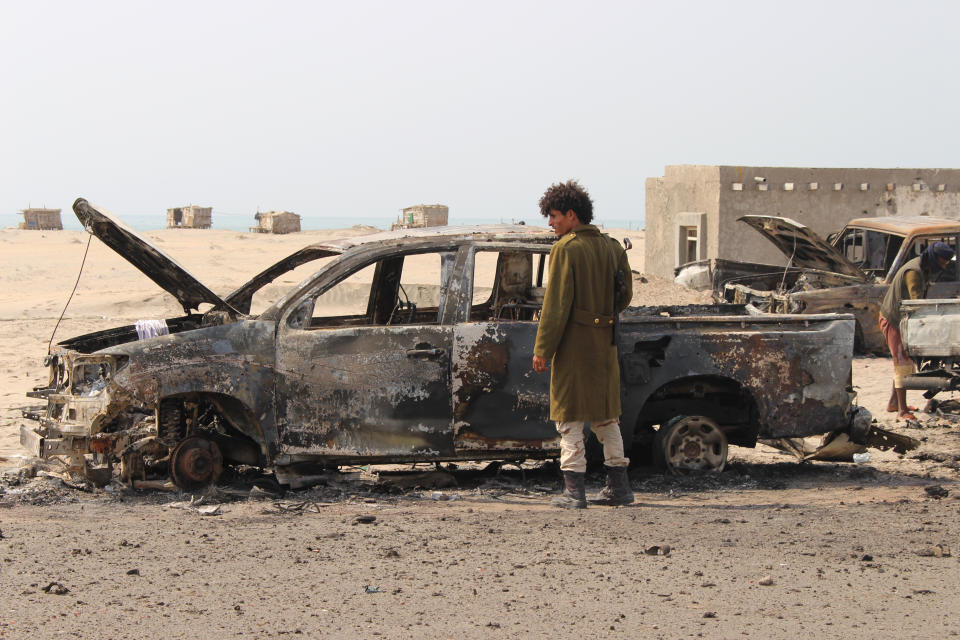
[597,465,634,505]
[552,471,587,509]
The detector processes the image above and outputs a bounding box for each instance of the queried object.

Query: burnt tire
[653,415,728,474]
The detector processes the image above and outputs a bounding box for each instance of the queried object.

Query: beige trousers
[555,418,629,473]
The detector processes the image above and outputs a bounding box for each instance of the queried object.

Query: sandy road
[1,464,958,640]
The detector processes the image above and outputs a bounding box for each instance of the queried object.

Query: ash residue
[0,454,944,508]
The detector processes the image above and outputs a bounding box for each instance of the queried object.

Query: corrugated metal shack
[166,205,212,229]
[250,210,301,234]
[19,208,63,230]
[392,204,449,230]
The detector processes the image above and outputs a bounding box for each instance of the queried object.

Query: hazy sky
[3,0,958,228]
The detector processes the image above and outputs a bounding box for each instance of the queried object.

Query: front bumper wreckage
[20,350,145,486]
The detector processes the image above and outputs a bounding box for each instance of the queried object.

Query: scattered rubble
[924,485,950,499]
[3,446,959,510]
[41,582,70,595]
[376,470,456,491]
[643,544,671,556]
[916,544,952,558]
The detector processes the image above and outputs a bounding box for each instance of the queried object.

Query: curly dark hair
[538,179,593,224]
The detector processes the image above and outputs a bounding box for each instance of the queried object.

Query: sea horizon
[2,211,644,233]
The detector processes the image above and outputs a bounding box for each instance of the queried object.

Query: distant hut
[19,207,63,230]
[166,205,212,229]
[392,204,449,230]
[250,210,301,234]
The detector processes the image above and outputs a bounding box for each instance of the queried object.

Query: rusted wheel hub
[169,437,223,490]
[656,415,728,474]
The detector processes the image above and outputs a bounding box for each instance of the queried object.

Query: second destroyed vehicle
[898,298,960,399]
[677,215,960,354]
[21,199,907,489]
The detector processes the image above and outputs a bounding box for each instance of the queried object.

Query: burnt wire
[777,230,798,294]
[48,232,93,354]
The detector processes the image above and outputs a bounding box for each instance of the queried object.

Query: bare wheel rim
[663,416,727,472]
[170,436,223,490]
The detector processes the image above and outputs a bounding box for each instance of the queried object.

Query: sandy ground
[1,226,958,639]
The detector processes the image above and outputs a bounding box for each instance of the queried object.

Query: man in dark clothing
[532,180,633,509]
[879,241,955,419]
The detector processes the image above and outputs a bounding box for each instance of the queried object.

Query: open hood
[73,198,237,314]
[738,215,866,280]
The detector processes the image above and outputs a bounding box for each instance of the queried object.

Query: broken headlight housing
[68,355,130,397]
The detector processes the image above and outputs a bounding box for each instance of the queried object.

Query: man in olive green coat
[532,180,633,509]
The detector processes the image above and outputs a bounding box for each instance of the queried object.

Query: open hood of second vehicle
[738,215,866,280]
[73,198,237,314]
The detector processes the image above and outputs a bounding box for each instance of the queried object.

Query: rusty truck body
[897,298,960,399]
[677,215,960,354]
[21,199,874,488]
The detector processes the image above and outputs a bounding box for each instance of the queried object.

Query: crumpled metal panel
[784,283,888,354]
[97,321,278,452]
[738,215,866,279]
[901,299,960,357]
[619,310,855,439]
[451,322,555,451]
[275,325,454,458]
[73,198,234,314]
[700,332,839,439]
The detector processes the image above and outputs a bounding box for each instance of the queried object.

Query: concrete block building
[645,165,960,279]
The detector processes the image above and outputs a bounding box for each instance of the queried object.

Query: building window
[675,212,706,267]
[860,183,869,191]
[680,226,699,265]
[834,183,843,191]
[731,182,743,191]
[809,182,819,190]
[784,182,794,191]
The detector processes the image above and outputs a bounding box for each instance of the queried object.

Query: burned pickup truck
[678,215,960,354]
[898,298,960,399]
[21,199,892,489]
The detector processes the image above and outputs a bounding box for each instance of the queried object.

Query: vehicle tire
[653,415,728,474]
